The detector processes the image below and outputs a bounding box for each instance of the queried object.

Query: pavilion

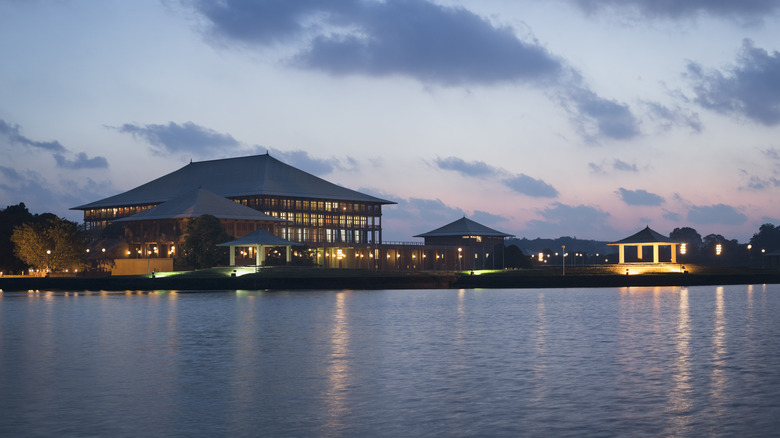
[217,228,299,267]
[608,226,680,264]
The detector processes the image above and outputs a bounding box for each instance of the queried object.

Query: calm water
[2,285,780,437]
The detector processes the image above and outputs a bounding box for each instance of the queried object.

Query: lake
[2,285,780,437]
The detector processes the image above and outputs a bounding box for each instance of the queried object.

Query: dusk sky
[2,0,779,242]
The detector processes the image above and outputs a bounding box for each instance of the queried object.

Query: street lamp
[46,249,51,273]
[458,247,463,270]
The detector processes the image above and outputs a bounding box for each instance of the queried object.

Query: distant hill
[506,237,614,256]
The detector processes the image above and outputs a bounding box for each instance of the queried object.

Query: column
[618,244,625,264]
[671,244,677,264]
[229,246,235,266]
[653,244,659,263]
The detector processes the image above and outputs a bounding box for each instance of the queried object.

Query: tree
[180,215,233,269]
[0,203,34,273]
[669,227,702,262]
[750,223,780,253]
[10,216,86,272]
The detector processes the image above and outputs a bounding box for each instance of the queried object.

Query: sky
[1,0,779,243]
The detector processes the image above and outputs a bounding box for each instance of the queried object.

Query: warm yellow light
[680,243,687,255]
[102,248,106,253]
[716,244,722,255]
[46,250,51,255]
[538,252,544,262]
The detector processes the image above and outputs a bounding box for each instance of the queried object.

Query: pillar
[618,244,625,264]
[671,244,677,264]
[653,244,659,263]
[229,246,235,266]
[286,246,291,264]
[637,245,643,260]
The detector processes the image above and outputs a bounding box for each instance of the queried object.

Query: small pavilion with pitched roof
[414,217,514,270]
[218,228,299,267]
[608,226,680,264]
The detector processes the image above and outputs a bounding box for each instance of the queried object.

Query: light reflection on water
[2,286,780,437]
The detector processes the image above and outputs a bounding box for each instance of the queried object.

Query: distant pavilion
[608,226,680,264]
[414,217,514,270]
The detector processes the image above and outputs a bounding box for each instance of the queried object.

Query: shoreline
[2,268,780,292]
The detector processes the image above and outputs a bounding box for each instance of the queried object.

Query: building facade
[74,153,395,246]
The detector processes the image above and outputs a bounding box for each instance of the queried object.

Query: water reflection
[668,287,692,433]
[324,292,351,434]
[710,286,727,414]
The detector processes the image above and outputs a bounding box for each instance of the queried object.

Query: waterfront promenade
[2,266,779,292]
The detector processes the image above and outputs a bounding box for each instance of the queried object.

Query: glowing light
[680,243,687,255]
[716,244,722,255]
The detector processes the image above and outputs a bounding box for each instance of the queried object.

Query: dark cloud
[588,162,605,174]
[739,172,780,190]
[643,101,702,133]
[663,209,682,221]
[434,157,496,178]
[264,147,356,176]
[561,86,640,141]
[0,119,67,152]
[53,152,109,170]
[613,159,638,172]
[616,187,664,206]
[687,203,747,225]
[435,156,558,198]
[115,121,240,156]
[504,174,559,198]
[567,0,780,20]
[1,119,109,170]
[687,40,780,126]
[523,202,613,239]
[189,0,639,142]
[0,166,112,222]
[194,0,562,85]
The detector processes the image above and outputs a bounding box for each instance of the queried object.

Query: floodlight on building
[716,244,722,255]
[680,243,687,255]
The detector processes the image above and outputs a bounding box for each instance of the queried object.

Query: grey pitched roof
[217,227,298,247]
[609,226,678,245]
[113,187,282,222]
[414,217,514,238]
[74,153,395,210]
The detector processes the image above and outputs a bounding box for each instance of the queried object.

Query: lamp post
[458,247,462,271]
[562,245,566,276]
[46,249,51,273]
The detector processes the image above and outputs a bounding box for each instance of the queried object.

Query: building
[74,153,395,246]
[608,226,680,264]
[414,217,514,270]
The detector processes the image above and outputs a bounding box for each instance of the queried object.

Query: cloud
[566,0,780,20]
[588,162,605,174]
[434,156,497,178]
[503,174,559,198]
[560,85,640,141]
[0,119,109,170]
[0,119,67,153]
[435,156,558,198]
[263,147,356,176]
[53,152,109,170]
[616,187,665,206]
[687,39,780,126]
[613,159,638,172]
[643,101,702,133]
[115,121,241,156]
[189,0,639,142]
[663,209,682,221]
[194,0,563,85]
[523,202,613,239]
[0,166,112,221]
[687,203,748,225]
